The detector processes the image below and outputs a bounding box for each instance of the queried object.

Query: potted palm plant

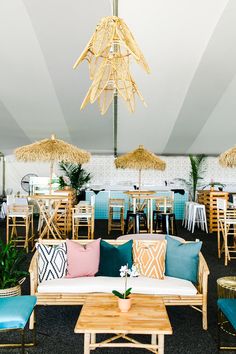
[58,162,91,193]
[176,155,206,202]
[0,240,28,297]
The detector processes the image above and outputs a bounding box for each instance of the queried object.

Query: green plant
[58,162,91,191]
[112,265,139,299]
[0,240,28,289]
[177,155,206,202]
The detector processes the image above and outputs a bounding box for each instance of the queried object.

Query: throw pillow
[96,240,133,277]
[133,240,167,279]
[66,239,101,278]
[37,242,67,283]
[165,235,202,283]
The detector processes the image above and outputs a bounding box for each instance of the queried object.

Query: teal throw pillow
[165,235,202,283]
[96,240,133,277]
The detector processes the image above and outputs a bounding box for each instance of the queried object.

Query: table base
[84,332,164,354]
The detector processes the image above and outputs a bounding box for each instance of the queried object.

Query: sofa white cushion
[38,275,197,296]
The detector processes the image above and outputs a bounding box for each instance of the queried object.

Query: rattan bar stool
[72,204,94,239]
[108,198,125,235]
[6,202,34,253]
[125,210,148,234]
[217,198,236,266]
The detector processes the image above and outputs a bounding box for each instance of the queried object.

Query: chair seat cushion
[218,298,236,330]
[38,275,197,296]
[0,296,37,330]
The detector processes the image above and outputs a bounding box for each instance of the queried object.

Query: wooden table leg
[84,333,90,354]
[151,334,157,345]
[158,334,164,354]
[90,333,96,350]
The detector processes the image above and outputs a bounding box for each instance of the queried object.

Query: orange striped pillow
[133,240,167,279]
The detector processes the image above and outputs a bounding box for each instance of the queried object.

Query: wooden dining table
[30,194,69,239]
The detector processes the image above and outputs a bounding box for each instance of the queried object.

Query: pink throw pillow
[66,239,100,278]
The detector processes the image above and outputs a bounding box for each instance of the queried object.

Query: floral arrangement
[112,264,139,299]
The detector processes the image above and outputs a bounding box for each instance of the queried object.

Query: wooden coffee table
[74,294,172,354]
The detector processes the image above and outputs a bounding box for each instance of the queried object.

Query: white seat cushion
[38,275,197,296]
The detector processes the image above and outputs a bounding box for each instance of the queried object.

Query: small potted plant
[0,240,28,297]
[112,264,139,312]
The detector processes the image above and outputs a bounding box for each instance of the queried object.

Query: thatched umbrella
[115,145,166,189]
[219,145,236,168]
[15,134,91,192]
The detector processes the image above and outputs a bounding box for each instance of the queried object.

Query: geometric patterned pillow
[36,242,67,283]
[132,240,167,279]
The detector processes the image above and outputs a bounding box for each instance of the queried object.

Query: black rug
[0,219,235,354]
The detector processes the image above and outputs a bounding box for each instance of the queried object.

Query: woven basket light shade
[219,146,236,168]
[73,16,150,115]
[115,145,166,188]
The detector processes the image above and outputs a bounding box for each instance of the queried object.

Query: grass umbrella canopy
[15,135,90,193]
[219,146,236,168]
[15,135,90,164]
[115,145,166,188]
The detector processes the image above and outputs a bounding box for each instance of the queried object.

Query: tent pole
[2,154,5,196]
[113,0,118,157]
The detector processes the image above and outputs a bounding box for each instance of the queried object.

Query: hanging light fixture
[73,16,150,115]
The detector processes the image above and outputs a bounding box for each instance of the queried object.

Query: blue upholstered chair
[217,298,236,350]
[0,295,37,353]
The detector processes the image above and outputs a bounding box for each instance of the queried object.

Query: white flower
[130,265,139,277]
[119,265,128,273]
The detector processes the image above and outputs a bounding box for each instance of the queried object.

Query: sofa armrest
[197,252,210,295]
[29,251,38,295]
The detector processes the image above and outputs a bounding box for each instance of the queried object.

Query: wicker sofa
[29,237,209,330]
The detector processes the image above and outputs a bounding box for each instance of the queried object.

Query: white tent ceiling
[0,0,235,155]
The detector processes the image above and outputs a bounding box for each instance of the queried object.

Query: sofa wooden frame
[29,239,210,330]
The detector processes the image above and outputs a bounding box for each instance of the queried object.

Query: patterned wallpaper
[84,155,236,188]
[4,155,236,193]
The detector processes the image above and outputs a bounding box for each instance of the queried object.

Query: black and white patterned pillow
[36,242,67,283]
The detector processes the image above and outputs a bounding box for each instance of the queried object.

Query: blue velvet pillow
[96,240,133,277]
[165,235,202,283]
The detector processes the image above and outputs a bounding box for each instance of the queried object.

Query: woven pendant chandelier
[73,15,150,115]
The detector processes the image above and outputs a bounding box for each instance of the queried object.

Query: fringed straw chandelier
[73,16,150,115]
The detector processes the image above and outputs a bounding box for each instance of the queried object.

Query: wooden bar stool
[155,212,177,235]
[153,196,174,233]
[6,202,34,253]
[108,198,125,235]
[72,204,94,239]
[217,198,236,266]
[125,210,148,234]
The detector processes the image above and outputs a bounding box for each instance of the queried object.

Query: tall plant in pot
[177,155,206,202]
[58,162,91,192]
[0,240,28,297]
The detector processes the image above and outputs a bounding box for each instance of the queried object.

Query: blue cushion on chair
[218,299,236,330]
[0,296,37,330]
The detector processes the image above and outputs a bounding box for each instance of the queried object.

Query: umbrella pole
[49,161,53,194]
[138,169,141,190]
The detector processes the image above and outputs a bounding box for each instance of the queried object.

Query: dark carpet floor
[0,219,235,354]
